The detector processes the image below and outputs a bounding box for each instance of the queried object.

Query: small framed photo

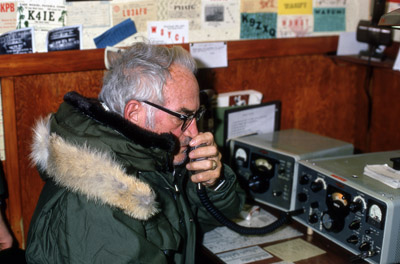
[46,25,82,52]
[0,27,35,55]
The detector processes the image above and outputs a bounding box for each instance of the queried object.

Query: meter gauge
[369,204,382,222]
[234,147,249,168]
[366,201,386,230]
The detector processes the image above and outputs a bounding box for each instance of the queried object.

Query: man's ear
[124,100,142,124]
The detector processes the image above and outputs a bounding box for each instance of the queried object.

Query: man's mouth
[179,137,192,154]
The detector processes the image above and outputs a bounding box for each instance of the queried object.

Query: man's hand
[0,213,13,250]
[186,132,223,188]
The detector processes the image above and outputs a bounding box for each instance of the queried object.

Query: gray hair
[99,42,197,127]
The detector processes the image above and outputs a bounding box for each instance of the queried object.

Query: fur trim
[30,115,51,172]
[31,118,158,220]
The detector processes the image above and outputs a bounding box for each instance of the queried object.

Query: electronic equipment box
[293,150,400,264]
[229,129,354,212]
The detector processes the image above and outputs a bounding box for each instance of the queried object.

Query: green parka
[26,92,245,264]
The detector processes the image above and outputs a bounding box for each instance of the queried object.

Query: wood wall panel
[0,49,105,77]
[198,55,369,151]
[0,37,338,78]
[369,68,400,152]
[1,77,24,246]
[13,70,104,241]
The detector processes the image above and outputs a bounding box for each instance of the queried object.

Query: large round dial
[369,204,383,223]
[331,192,348,208]
[321,212,345,232]
[322,213,333,230]
[255,158,273,172]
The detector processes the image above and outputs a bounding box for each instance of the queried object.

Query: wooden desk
[200,223,368,264]
[199,205,369,264]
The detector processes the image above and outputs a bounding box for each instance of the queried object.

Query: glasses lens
[196,107,206,121]
[181,107,206,131]
[181,118,193,131]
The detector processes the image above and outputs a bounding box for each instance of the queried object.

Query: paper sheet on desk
[264,238,325,262]
[364,164,400,188]
[202,207,303,254]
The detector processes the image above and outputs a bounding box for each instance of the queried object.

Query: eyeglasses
[143,101,206,131]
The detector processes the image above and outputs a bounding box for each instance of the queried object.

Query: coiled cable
[197,183,303,235]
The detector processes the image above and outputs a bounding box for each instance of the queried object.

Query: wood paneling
[0,49,105,77]
[1,77,23,246]
[197,55,369,151]
[369,68,400,152]
[0,37,338,77]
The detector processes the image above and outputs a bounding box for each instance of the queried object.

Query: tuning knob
[359,241,371,252]
[350,196,366,213]
[248,175,269,193]
[349,219,361,230]
[310,181,323,192]
[322,212,345,233]
[299,174,310,185]
[309,213,319,224]
[347,235,359,244]
[297,192,308,203]
[349,201,363,213]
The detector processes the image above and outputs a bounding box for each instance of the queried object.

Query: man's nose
[183,119,199,137]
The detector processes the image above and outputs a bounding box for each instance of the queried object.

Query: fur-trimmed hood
[31,116,158,220]
[29,92,181,220]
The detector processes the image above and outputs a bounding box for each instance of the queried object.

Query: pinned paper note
[46,25,82,52]
[314,7,345,32]
[277,14,313,38]
[337,32,368,56]
[0,2,17,34]
[278,0,313,15]
[190,42,227,69]
[16,2,67,31]
[111,1,157,33]
[0,27,35,54]
[147,20,189,44]
[240,13,277,39]
[240,0,277,13]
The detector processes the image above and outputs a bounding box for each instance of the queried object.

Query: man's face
[149,64,200,165]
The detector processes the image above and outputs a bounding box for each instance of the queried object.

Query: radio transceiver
[293,150,400,264]
[229,129,353,212]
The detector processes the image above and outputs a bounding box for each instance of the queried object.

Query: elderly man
[26,42,245,263]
